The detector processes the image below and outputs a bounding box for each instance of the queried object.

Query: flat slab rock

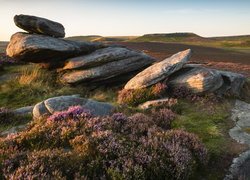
[60,48,155,84]
[168,66,224,93]
[6,32,105,63]
[63,47,149,70]
[33,95,115,119]
[138,98,178,110]
[14,14,65,38]
[124,49,191,90]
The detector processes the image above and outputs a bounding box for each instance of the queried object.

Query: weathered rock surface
[216,70,246,96]
[33,95,114,119]
[14,14,65,38]
[13,106,34,115]
[168,66,223,93]
[225,100,250,180]
[63,47,148,70]
[60,49,155,84]
[138,98,178,110]
[124,49,191,90]
[229,100,250,145]
[6,32,105,63]
[225,150,250,180]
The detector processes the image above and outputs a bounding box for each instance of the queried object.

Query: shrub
[0,106,207,180]
[47,106,92,121]
[118,83,167,106]
[2,149,80,179]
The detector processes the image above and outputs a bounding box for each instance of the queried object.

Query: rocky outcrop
[124,49,191,89]
[14,14,65,38]
[33,95,114,119]
[60,47,155,84]
[168,66,224,93]
[6,32,104,63]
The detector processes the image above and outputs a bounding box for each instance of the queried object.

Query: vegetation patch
[0,106,207,179]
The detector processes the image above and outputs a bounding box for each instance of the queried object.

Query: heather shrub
[118,83,167,106]
[171,86,221,105]
[2,149,82,179]
[47,105,92,121]
[0,106,207,179]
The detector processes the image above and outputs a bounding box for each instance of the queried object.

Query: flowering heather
[118,83,168,106]
[47,105,92,121]
[0,107,207,179]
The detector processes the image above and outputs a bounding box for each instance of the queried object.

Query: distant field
[131,33,250,53]
[67,33,250,53]
[112,42,250,77]
[65,35,138,42]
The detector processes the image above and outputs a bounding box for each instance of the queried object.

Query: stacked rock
[6,14,155,83]
[124,49,246,96]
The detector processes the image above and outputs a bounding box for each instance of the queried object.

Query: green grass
[172,99,238,179]
[0,64,119,109]
[173,100,231,154]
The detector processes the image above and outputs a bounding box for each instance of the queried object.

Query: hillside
[65,35,102,42]
[65,36,138,42]
[134,33,209,42]
[132,33,250,52]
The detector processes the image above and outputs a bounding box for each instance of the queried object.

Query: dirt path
[115,42,250,77]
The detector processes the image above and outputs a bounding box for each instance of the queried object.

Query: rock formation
[124,49,246,96]
[6,14,155,82]
[14,14,65,38]
[60,47,155,84]
[124,49,191,89]
[6,32,104,63]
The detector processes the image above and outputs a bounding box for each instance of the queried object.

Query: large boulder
[6,32,105,63]
[216,70,246,96]
[168,66,223,93]
[60,48,155,84]
[33,95,114,119]
[14,14,65,38]
[124,49,191,90]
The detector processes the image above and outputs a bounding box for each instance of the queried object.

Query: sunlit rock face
[124,49,191,90]
[14,14,65,38]
[6,32,104,63]
[168,66,224,93]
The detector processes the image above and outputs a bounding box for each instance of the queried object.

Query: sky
[0,0,250,41]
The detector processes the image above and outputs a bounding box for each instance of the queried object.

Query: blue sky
[0,0,250,41]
